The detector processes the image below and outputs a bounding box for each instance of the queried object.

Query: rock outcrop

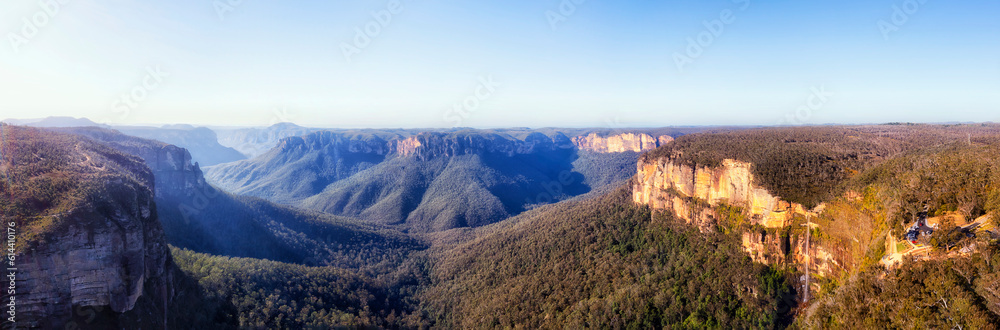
[572,133,673,153]
[633,157,811,228]
[122,144,207,198]
[277,131,392,157]
[388,132,576,160]
[389,131,674,160]
[632,154,842,281]
[115,126,246,167]
[741,230,844,278]
[8,128,176,329]
[20,180,172,328]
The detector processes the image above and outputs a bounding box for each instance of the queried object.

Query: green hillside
[416,186,795,328]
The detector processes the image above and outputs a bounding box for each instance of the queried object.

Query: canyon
[206,130,682,232]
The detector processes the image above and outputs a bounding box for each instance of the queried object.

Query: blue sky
[1,0,997,128]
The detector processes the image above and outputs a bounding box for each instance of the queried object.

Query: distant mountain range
[3,116,246,167]
[112,125,246,166]
[215,122,323,158]
[2,116,107,128]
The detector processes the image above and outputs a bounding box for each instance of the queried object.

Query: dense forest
[170,247,427,328]
[167,186,796,328]
[849,141,1000,228]
[800,243,1000,329]
[415,186,795,328]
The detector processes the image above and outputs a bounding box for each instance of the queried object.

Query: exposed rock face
[391,131,672,160]
[572,133,672,153]
[278,131,392,156]
[16,142,173,328]
[389,132,571,160]
[741,230,844,278]
[658,135,674,146]
[633,157,810,228]
[125,144,207,198]
[392,136,423,157]
[21,186,170,327]
[632,154,841,280]
[115,126,246,166]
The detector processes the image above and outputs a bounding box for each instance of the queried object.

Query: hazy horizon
[5,115,998,131]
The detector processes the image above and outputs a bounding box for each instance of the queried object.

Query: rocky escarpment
[20,179,173,328]
[390,131,673,160]
[391,132,574,160]
[633,157,813,228]
[56,127,209,199]
[277,130,393,156]
[3,126,176,328]
[572,133,673,153]
[124,144,206,198]
[115,126,246,167]
[741,229,844,278]
[632,154,844,280]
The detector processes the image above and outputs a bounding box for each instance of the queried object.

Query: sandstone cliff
[390,131,673,160]
[633,157,811,228]
[20,179,173,328]
[632,154,844,281]
[4,127,176,329]
[572,133,673,153]
[390,132,574,160]
[278,130,392,156]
